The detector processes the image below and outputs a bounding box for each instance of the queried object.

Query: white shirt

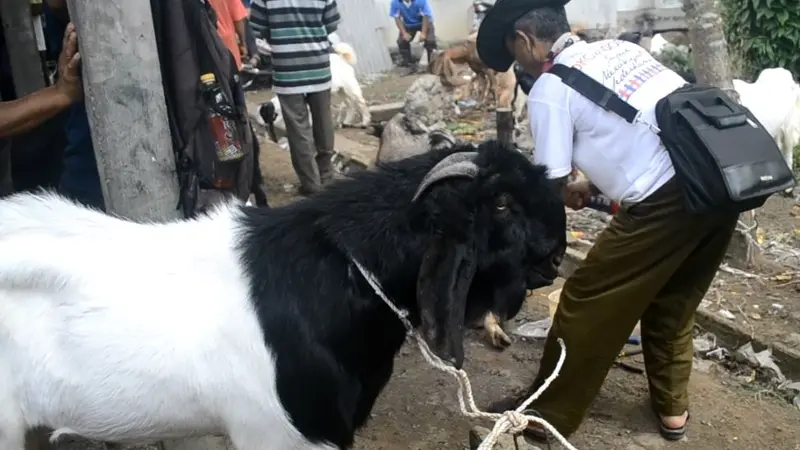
[528,40,687,203]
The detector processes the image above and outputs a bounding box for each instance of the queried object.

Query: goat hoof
[487,325,512,349]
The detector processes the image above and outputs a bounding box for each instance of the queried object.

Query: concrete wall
[371,0,623,46]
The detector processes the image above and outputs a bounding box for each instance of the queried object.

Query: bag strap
[548,63,659,132]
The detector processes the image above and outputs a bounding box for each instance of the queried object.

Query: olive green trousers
[531,178,737,436]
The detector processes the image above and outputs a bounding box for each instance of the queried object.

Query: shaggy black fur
[617,31,643,45]
[258,101,279,143]
[249,124,269,207]
[237,140,566,448]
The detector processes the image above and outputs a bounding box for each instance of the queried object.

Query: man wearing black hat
[476,0,737,442]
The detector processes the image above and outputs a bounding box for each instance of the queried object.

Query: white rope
[352,259,579,450]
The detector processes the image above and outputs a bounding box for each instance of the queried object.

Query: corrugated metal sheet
[336,0,394,75]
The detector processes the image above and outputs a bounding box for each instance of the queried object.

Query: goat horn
[412,151,479,202]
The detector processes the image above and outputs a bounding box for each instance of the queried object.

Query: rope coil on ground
[352,259,579,450]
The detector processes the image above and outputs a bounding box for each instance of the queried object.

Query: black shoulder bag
[547,63,796,214]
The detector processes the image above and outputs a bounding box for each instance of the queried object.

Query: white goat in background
[641,34,798,191]
[329,42,372,128]
[256,39,371,137]
[733,67,800,193]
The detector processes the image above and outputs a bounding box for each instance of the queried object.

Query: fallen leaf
[772,272,794,282]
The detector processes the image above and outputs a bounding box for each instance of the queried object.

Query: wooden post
[496,107,514,146]
[683,0,760,269]
[65,0,181,222]
[62,1,227,450]
[0,0,46,97]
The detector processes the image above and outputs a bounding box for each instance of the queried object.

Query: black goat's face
[258,101,279,142]
[413,142,566,369]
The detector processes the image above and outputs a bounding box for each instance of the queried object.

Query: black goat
[0,140,566,449]
[249,123,269,207]
[617,31,643,45]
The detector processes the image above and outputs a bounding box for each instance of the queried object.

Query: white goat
[255,41,371,138]
[733,67,800,190]
[329,42,372,128]
[0,195,324,449]
[649,33,669,55]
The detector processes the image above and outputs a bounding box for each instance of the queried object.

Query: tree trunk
[683,0,761,269]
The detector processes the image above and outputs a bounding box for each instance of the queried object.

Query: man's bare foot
[660,411,689,428]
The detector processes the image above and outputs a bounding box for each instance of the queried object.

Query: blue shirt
[44,5,105,211]
[389,0,433,28]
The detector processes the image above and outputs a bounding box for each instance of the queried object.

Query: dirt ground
[244,72,800,449]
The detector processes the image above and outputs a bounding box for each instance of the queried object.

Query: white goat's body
[258,42,370,134]
[0,193,334,450]
[733,67,800,178]
[330,43,371,128]
[649,33,669,55]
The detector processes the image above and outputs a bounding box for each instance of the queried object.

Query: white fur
[330,42,372,128]
[258,42,371,135]
[649,33,669,55]
[733,67,800,189]
[0,192,335,450]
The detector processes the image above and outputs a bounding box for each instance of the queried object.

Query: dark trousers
[0,141,12,197]
[277,90,334,194]
[244,20,257,60]
[397,23,437,66]
[522,178,737,436]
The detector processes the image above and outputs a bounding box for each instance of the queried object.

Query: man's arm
[0,87,73,138]
[528,96,574,202]
[390,0,407,37]
[420,0,433,38]
[0,23,81,138]
[322,0,341,34]
[228,0,249,56]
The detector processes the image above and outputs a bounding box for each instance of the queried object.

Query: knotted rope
[352,259,578,450]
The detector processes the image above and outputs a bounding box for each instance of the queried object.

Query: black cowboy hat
[476,0,572,72]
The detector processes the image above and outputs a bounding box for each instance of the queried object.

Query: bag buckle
[634,111,661,134]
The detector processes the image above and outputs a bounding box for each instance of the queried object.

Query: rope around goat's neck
[351,259,579,450]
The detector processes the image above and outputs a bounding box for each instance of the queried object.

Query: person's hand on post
[55,23,83,103]
[400,30,410,42]
[565,180,591,210]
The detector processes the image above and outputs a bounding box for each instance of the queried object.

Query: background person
[390,0,437,72]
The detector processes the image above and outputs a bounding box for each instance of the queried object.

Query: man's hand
[239,43,249,60]
[400,30,410,42]
[418,32,427,42]
[55,23,82,103]
[565,180,591,210]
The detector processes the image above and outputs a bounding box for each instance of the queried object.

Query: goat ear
[416,235,477,369]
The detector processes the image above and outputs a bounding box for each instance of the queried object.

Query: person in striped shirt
[249,0,341,195]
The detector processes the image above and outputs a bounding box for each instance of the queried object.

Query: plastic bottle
[586,194,620,215]
[200,73,244,163]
